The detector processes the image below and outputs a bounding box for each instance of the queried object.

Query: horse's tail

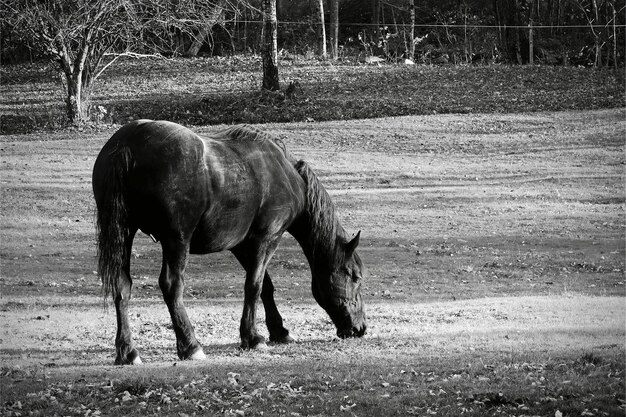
[93,143,133,302]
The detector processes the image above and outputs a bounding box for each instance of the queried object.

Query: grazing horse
[92,120,366,365]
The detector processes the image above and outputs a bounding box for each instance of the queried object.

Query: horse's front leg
[114,231,142,365]
[232,242,280,349]
[159,239,206,360]
[261,272,294,344]
[239,264,268,349]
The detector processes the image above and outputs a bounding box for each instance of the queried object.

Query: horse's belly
[189,232,242,254]
[189,211,252,254]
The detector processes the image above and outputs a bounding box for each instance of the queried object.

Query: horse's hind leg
[115,229,142,365]
[261,272,294,344]
[159,239,205,360]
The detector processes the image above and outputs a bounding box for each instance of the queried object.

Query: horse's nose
[338,324,366,338]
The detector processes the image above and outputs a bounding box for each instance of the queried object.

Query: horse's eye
[352,273,361,283]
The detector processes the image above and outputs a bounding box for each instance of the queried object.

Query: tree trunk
[261,0,279,91]
[372,0,380,41]
[318,0,327,58]
[409,0,415,60]
[66,75,82,125]
[591,0,601,67]
[58,45,89,125]
[494,0,502,44]
[528,19,534,65]
[548,0,554,34]
[463,3,469,63]
[65,68,92,125]
[612,2,617,69]
[514,0,523,64]
[329,0,339,59]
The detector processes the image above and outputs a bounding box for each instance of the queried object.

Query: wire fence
[226,20,626,29]
[2,19,623,67]
[210,20,625,67]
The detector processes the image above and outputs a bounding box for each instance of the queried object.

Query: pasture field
[1,109,625,416]
[1,59,624,134]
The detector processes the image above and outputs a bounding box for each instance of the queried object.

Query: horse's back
[94,120,305,253]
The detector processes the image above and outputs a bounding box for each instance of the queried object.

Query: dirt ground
[1,109,624,415]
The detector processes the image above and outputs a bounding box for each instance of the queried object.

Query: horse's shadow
[1,335,366,375]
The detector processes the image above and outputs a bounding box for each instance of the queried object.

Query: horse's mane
[294,160,342,265]
[216,125,341,263]
[222,124,272,142]
[218,124,293,161]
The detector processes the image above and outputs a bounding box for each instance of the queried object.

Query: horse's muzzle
[337,324,367,339]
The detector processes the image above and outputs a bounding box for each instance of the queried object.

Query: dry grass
[1,109,624,415]
[1,58,624,133]
[2,296,623,416]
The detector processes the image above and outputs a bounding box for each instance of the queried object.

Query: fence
[2,20,624,67]
[190,20,626,67]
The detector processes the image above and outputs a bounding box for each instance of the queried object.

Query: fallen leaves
[2,349,624,417]
[3,60,624,134]
[340,402,357,411]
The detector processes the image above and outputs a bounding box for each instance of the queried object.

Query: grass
[7,356,623,416]
[2,297,624,416]
[1,57,624,133]
[0,58,624,416]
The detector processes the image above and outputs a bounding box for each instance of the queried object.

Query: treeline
[2,0,624,67]
[279,0,625,67]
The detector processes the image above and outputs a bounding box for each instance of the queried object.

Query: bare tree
[577,0,603,67]
[408,0,415,60]
[610,1,619,68]
[576,0,625,68]
[329,0,339,59]
[261,0,279,91]
[2,0,144,125]
[1,0,251,125]
[317,0,327,58]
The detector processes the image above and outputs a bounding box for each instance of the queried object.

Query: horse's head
[312,231,367,338]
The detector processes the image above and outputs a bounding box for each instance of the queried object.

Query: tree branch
[92,52,165,83]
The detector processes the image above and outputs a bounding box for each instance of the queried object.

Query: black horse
[92,120,366,365]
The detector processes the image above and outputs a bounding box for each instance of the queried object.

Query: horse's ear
[345,231,361,257]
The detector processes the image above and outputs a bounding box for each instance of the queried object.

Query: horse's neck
[289,214,344,274]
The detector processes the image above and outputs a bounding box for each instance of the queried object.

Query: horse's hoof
[270,334,295,344]
[189,348,206,361]
[252,342,269,351]
[241,335,267,350]
[115,349,142,365]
